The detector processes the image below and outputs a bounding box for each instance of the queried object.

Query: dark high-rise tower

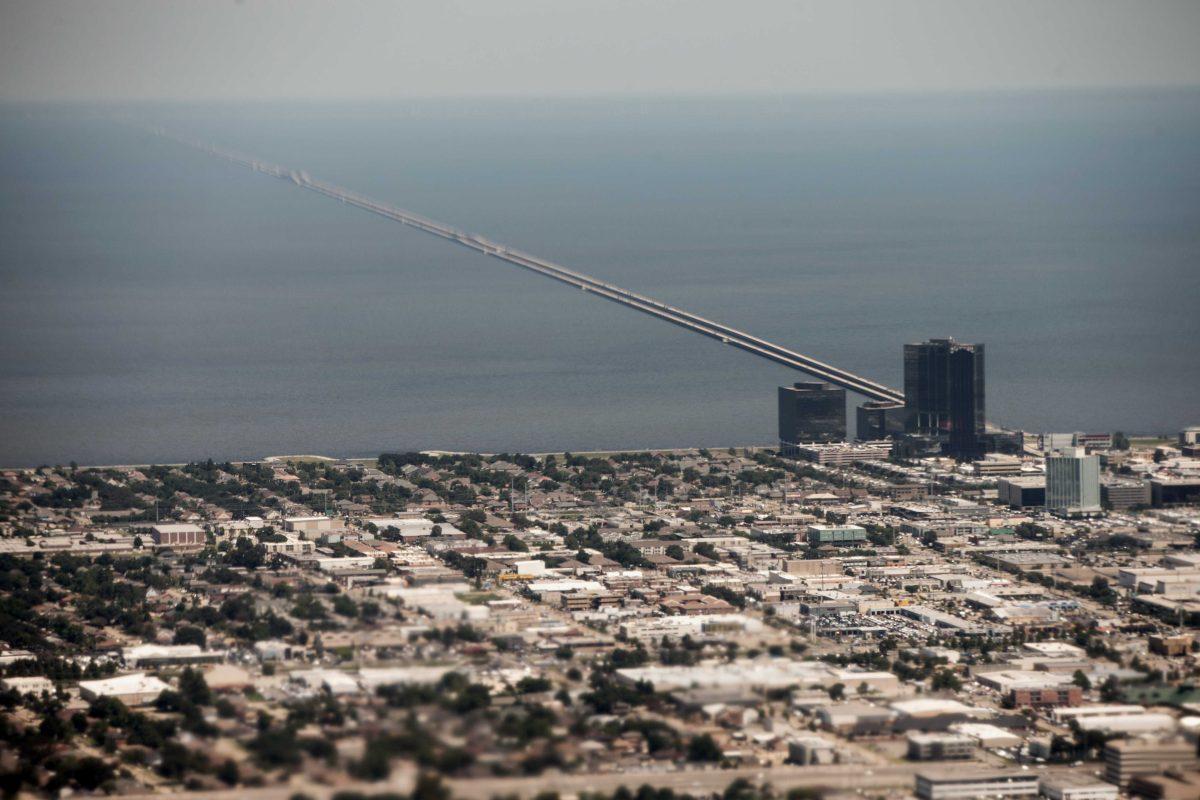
[903,338,986,460]
[778,381,846,453]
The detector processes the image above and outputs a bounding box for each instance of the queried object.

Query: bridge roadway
[155,129,905,405]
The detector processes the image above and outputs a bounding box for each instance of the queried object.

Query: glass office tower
[903,338,986,460]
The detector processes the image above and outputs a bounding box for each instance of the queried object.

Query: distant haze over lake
[2,90,1198,467]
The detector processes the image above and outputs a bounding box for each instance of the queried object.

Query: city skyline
[1,4,1199,800]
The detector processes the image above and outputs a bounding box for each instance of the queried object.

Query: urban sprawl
[3,340,1200,800]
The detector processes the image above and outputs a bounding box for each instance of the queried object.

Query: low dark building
[1151,478,1200,507]
[779,381,846,452]
[997,477,1045,509]
[856,400,906,441]
[1102,480,1151,510]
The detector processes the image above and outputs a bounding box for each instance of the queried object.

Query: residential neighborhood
[2,434,1200,800]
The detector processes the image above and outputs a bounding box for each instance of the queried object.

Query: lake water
[2,91,1198,466]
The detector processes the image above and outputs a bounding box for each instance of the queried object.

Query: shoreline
[0,443,783,473]
[3,432,1183,474]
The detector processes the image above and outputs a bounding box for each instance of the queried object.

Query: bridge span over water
[155,129,905,405]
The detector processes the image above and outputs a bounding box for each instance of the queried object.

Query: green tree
[502,534,530,552]
[216,759,239,786]
[687,733,723,763]
[449,684,491,713]
[515,676,552,694]
[412,772,451,800]
[332,594,358,618]
[179,667,212,706]
[173,625,206,648]
[226,537,266,569]
[58,756,115,791]
[930,669,962,692]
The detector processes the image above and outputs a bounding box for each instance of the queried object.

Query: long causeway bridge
[153,128,905,404]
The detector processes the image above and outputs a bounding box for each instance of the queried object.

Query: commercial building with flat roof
[1128,770,1200,800]
[1104,738,1197,787]
[998,476,1045,509]
[1039,775,1118,800]
[615,660,898,695]
[806,524,868,547]
[284,515,336,538]
[123,643,226,669]
[78,673,171,706]
[1150,477,1200,507]
[790,441,892,466]
[1101,479,1151,510]
[1009,686,1082,708]
[147,523,206,548]
[914,770,1038,800]
[973,454,1023,476]
[906,732,974,761]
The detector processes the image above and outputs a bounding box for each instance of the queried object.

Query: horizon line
[4,82,1200,107]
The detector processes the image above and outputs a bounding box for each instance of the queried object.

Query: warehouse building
[78,673,171,706]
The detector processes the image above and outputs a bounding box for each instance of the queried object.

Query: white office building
[1045,447,1101,515]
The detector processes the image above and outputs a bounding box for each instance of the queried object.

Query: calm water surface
[1,91,1198,466]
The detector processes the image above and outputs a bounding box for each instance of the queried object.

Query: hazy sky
[2,0,1199,101]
